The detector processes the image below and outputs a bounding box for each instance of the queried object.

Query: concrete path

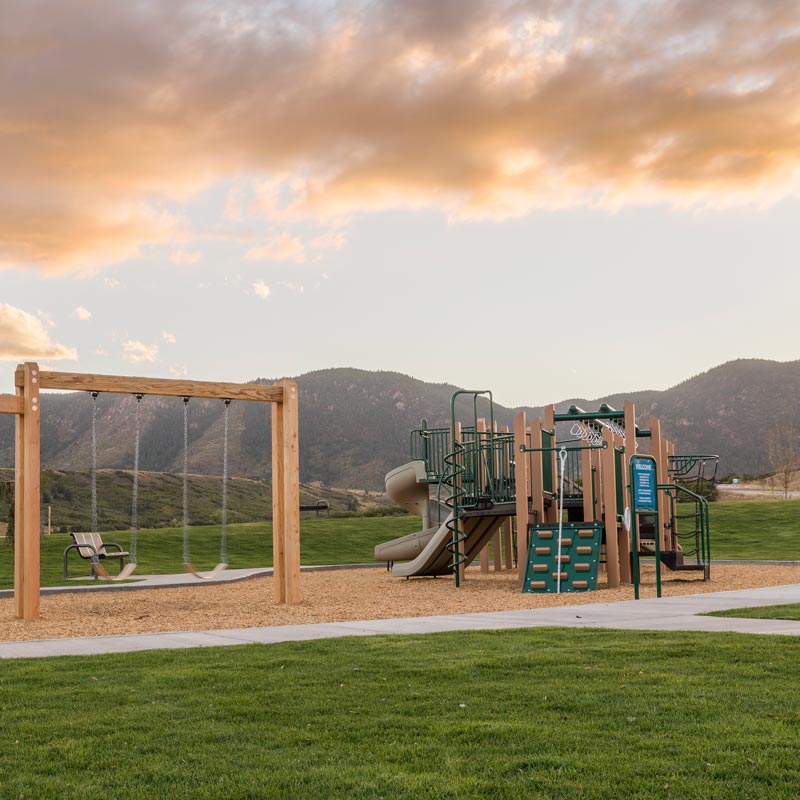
[2,583,800,660]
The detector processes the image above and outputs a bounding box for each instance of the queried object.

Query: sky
[1,0,799,408]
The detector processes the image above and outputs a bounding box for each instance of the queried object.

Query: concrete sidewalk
[2,582,799,659]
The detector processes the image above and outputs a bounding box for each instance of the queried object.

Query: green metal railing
[660,483,711,579]
[409,420,451,482]
[668,454,719,500]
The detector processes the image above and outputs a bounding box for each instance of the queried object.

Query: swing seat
[64,533,132,580]
[92,561,139,582]
[183,562,228,580]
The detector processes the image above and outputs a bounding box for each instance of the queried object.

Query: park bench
[299,500,330,516]
[63,532,130,579]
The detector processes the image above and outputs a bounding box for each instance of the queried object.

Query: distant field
[0,516,419,590]
[709,499,800,560]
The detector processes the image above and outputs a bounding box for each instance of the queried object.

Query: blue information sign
[631,456,657,512]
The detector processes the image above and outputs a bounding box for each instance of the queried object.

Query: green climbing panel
[522,523,603,593]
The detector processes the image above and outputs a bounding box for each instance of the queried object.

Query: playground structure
[0,363,301,620]
[376,390,716,596]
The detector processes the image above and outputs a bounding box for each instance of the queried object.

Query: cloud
[122,340,159,363]
[171,248,202,266]
[75,306,92,321]
[2,0,800,273]
[0,304,78,360]
[169,365,188,377]
[103,277,122,289]
[162,330,177,344]
[245,232,307,263]
[252,280,271,299]
[245,228,347,263]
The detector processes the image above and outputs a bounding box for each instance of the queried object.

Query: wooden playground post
[617,400,636,584]
[543,405,558,523]
[271,399,286,604]
[513,412,528,588]
[581,445,595,522]
[278,380,301,604]
[666,439,676,547]
[650,415,670,551]
[601,426,620,587]
[9,363,300,621]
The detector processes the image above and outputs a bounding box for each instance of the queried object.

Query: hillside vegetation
[0,358,796,489]
[0,468,387,533]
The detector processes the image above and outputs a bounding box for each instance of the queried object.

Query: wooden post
[529,419,545,533]
[601,427,620,587]
[543,405,558,523]
[14,372,26,619]
[618,401,635,584]
[650,415,669,551]
[503,518,514,569]
[16,363,41,621]
[665,439,676,548]
[280,380,301,604]
[271,399,286,604]
[513,412,529,589]
[581,446,594,522]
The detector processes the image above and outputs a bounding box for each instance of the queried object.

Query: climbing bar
[553,410,624,422]
[519,442,607,453]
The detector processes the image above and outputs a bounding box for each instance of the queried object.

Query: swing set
[1,362,301,621]
[79,392,232,581]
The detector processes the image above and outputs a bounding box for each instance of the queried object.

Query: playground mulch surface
[1,563,799,643]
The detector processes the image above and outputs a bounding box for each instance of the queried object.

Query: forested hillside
[0,359,796,489]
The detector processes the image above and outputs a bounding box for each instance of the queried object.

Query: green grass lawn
[710,499,800,560]
[708,603,800,620]
[1,628,799,799]
[0,516,420,590]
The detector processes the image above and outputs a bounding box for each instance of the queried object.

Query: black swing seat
[63,532,130,579]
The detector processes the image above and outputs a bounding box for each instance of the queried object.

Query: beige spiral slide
[375,461,510,578]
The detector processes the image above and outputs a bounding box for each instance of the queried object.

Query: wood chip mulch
[1,563,798,643]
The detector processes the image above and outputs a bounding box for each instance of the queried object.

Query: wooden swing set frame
[1,362,301,621]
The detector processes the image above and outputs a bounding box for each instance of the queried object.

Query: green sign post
[629,454,661,599]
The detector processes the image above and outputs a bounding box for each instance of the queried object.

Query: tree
[767,424,800,499]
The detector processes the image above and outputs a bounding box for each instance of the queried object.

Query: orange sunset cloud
[1,0,799,273]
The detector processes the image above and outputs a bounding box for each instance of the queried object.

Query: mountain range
[0,358,796,489]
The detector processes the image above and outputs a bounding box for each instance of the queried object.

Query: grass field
[1,628,799,799]
[709,499,800,560]
[0,516,419,590]
[708,603,800,620]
